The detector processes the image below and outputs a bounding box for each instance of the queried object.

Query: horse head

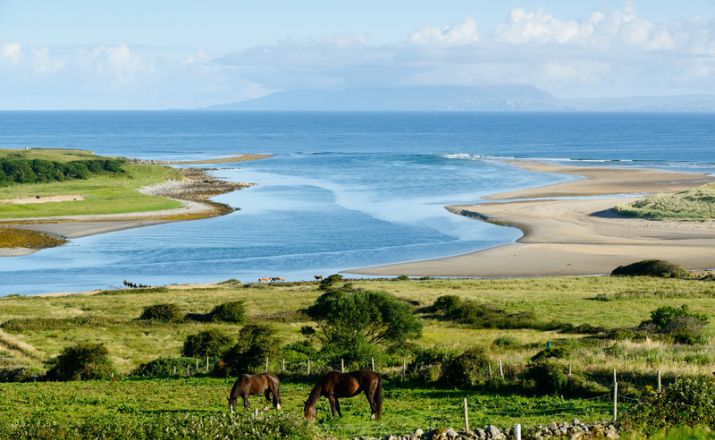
[303,399,316,420]
[228,396,236,413]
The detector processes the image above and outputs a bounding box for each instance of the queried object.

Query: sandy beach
[352,162,715,277]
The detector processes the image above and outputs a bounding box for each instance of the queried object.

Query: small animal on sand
[228,373,282,412]
[304,370,382,421]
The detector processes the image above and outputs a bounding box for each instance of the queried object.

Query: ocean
[1,111,714,294]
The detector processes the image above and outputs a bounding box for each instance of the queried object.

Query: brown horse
[304,370,382,421]
[228,373,282,412]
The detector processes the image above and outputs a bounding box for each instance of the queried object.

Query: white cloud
[2,42,22,65]
[410,17,480,46]
[0,2,714,108]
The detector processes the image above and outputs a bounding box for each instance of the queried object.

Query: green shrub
[217,324,280,376]
[531,347,570,362]
[432,295,462,315]
[318,274,344,290]
[131,357,200,377]
[395,275,410,281]
[0,367,35,382]
[139,304,183,322]
[492,336,520,348]
[407,346,458,383]
[182,330,234,358]
[626,376,715,435]
[611,259,688,278]
[209,301,246,323]
[442,347,490,387]
[0,412,314,440]
[45,343,114,381]
[640,305,708,344]
[522,360,569,394]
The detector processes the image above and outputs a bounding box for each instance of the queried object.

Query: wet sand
[351,162,715,277]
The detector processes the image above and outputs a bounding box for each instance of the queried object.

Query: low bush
[318,274,343,290]
[139,304,183,323]
[639,305,708,344]
[441,347,491,387]
[625,376,715,435]
[0,412,314,440]
[522,360,607,397]
[208,301,246,323]
[492,336,521,348]
[611,259,688,278]
[408,346,458,383]
[182,330,234,358]
[530,347,570,362]
[45,343,114,381]
[0,367,35,382]
[131,357,201,377]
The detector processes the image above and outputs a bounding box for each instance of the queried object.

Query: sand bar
[352,162,715,277]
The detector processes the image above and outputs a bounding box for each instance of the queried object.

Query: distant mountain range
[203,86,715,112]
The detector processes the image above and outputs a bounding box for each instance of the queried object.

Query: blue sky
[0,0,714,109]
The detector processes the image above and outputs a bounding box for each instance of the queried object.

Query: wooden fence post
[488,363,492,379]
[463,398,470,432]
[173,366,176,375]
[265,357,269,373]
[307,359,311,376]
[282,358,286,372]
[568,362,572,377]
[499,360,504,380]
[206,357,209,373]
[514,424,522,440]
[613,369,618,422]
[402,357,407,380]
[371,357,375,372]
[341,358,344,373]
[657,370,662,392]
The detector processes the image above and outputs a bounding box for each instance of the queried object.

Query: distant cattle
[258,276,285,284]
[258,277,272,283]
[271,276,285,283]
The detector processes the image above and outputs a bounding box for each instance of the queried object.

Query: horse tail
[374,375,383,420]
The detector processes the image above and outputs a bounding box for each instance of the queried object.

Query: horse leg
[328,394,337,417]
[335,398,342,417]
[270,382,282,410]
[364,383,378,420]
[242,394,250,410]
[264,389,272,404]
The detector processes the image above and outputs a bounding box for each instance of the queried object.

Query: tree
[306,286,422,352]
[217,324,280,376]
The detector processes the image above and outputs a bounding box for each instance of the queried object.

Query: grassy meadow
[0,163,182,219]
[0,276,713,438]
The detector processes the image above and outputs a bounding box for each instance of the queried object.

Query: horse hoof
[371,413,377,420]
[276,404,282,410]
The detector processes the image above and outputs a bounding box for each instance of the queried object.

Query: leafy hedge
[0,412,314,440]
[0,158,125,187]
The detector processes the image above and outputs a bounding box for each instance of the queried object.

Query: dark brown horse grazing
[304,370,382,421]
[228,373,282,412]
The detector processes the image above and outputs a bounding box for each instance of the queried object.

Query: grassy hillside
[1,277,713,375]
[0,276,713,438]
[615,183,715,220]
[0,149,182,220]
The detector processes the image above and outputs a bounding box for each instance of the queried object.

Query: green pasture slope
[0,277,713,438]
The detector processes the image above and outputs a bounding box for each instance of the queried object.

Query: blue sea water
[0,111,713,295]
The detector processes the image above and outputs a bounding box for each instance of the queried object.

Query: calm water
[0,112,714,294]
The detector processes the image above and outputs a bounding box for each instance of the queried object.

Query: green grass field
[0,276,712,438]
[0,378,613,438]
[615,183,715,220]
[0,149,182,220]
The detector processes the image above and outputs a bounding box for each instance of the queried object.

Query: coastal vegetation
[0,227,66,249]
[612,259,688,279]
[0,149,182,220]
[615,183,715,220]
[0,276,713,438]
